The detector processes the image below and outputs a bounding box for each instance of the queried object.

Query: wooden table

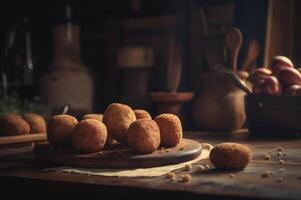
[1,130,301,200]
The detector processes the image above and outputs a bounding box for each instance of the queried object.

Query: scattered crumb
[198,165,205,170]
[262,171,273,178]
[279,168,286,173]
[279,159,285,164]
[264,154,272,160]
[165,149,170,153]
[170,176,176,181]
[229,174,235,178]
[205,164,210,169]
[277,147,284,152]
[202,143,212,150]
[178,146,184,151]
[166,172,176,179]
[179,174,192,183]
[277,151,283,156]
[277,177,284,183]
[160,147,165,150]
[183,164,192,171]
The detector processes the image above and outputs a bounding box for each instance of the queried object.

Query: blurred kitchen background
[0,0,300,130]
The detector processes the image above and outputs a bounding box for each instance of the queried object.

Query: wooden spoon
[166,37,182,92]
[225,27,243,71]
[241,39,260,72]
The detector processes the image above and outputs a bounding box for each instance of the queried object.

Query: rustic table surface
[1,130,301,200]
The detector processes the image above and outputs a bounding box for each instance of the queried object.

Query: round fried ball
[81,114,115,145]
[103,103,136,144]
[23,113,46,133]
[134,109,152,120]
[72,119,107,153]
[82,114,103,122]
[127,119,160,154]
[0,114,30,136]
[47,115,78,147]
[154,114,182,147]
[209,143,252,170]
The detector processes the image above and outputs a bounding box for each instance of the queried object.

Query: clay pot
[192,71,248,131]
[40,24,94,116]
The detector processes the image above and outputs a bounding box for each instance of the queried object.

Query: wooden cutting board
[34,139,202,169]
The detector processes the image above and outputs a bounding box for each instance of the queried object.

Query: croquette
[72,119,107,153]
[127,119,160,154]
[154,114,182,147]
[82,114,103,122]
[81,114,115,145]
[23,113,46,133]
[134,109,152,120]
[0,114,30,136]
[103,103,136,144]
[209,143,252,170]
[47,114,78,147]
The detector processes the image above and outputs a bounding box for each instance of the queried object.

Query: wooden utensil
[225,27,243,71]
[204,35,226,71]
[166,37,182,92]
[241,39,260,72]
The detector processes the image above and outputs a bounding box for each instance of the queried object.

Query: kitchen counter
[1,130,301,200]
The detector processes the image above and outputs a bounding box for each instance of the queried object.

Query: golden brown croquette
[82,114,103,122]
[23,113,46,133]
[47,114,78,147]
[209,143,252,170]
[154,114,182,147]
[0,114,30,136]
[103,103,136,144]
[134,109,152,120]
[72,119,107,153]
[127,119,160,154]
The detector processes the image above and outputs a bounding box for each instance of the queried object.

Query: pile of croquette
[0,113,46,136]
[45,103,183,154]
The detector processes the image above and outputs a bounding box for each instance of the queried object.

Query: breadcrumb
[279,159,285,164]
[205,164,210,169]
[202,143,212,150]
[180,174,192,183]
[183,164,192,171]
[178,146,184,151]
[262,171,273,178]
[277,177,284,183]
[198,165,205,170]
[264,154,272,160]
[277,151,283,156]
[277,147,284,152]
[229,174,235,178]
[166,172,176,179]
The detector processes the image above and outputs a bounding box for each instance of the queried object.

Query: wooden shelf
[0,133,47,146]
